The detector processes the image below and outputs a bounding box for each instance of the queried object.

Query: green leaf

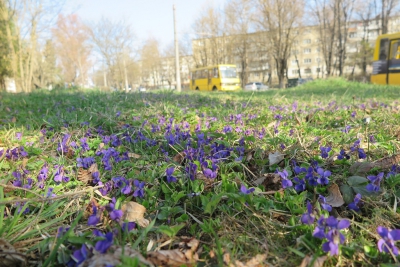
[340,184,355,204]
[347,176,368,186]
[203,194,223,215]
[352,185,380,196]
[157,224,185,238]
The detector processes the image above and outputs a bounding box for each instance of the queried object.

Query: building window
[304,39,311,44]
[304,29,311,34]
[292,50,299,55]
[304,68,312,74]
[292,69,299,74]
[291,60,298,65]
[315,38,321,43]
[304,48,311,54]
[317,48,321,53]
[316,67,321,73]
[293,40,299,45]
[316,58,321,63]
[349,32,357,38]
[304,58,312,64]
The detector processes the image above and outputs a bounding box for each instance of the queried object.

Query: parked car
[244,82,269,91]
[297,77,314,85]
[138,86,147,92]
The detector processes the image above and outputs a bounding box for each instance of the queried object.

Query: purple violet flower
[320,146,331,159]
[348,193,362,212]
[366,172,384,192]
[316,168,331,185]
[133,180,145,198]
[301,201,315,225]
[377,226,400,255]
[94,230,113,254]
[88,206,100,226]
[277,169,292,189]
[240,184,255,194]
[71,244,88,266]
[166,167,177,183]
[318,195,332,212]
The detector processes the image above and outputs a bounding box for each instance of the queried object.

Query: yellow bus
[371,32,400,85]
[190,64,241,91]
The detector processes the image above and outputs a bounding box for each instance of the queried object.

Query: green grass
[1,78,400,266]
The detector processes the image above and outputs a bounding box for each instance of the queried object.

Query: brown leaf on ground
[0,238,27,267]
[224,253,267,267]
[147,237,199,267]
[0,180,14,193]
[373,154,400,169]
[325,183,345,207]
[257,173,281,191]
[349,161,374,175]
[172,152,185,164]
[128,152,141,159]
[298,255,327,267]
[77,163,99,184]
[269,151,284,165]
[121,201,149,227]
[66,147,75,158]
[11,117,16,123]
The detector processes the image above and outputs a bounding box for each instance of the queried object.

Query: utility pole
[173,5,181,92]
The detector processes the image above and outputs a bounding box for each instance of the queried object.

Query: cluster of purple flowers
[2,146,28,160]
[12,170,32,189]
[54,165,70,183]
[96,147,129,171]
[350,139,366,159]
[76,157,96,169]
[111,176,146,198]
[301,202,350,256]
[320,146,331,159]
[287,163,331,192]
[57,133,71,154]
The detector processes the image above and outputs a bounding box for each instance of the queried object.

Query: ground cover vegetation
[1,78,400,266]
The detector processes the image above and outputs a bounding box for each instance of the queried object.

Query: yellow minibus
[371,32,400,85]
[190,64,241,91]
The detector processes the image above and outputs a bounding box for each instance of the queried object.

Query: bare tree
[336,0,356,76]
[141,37,162,88]
[192,5,227,67]
[310,0,337,77]
[224,0,254,87]
[88,17,135,89]
[33,39,58,88]
[380,0,400,34]
[255,0,304,88]
[0,0,63,92]
[52,14,92,86]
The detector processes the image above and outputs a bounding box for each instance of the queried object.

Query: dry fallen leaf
[147,237,199,267]
[325,183,345,207]
[224,253,267,267]
[128,152,142,159]
[349,161,374,175]
[0,238,27,267]
[373,154,400,169]
[269,151,284,165]
[299,255,327,267]
[172,152,185,164]
[77,163,99,184]
[121,201,149,227]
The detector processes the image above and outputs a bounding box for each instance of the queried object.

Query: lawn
[1,78,400,267]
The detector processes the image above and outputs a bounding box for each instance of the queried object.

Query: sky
[64,0,227,49]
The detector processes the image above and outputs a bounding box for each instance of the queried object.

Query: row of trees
[193,0,400,88]
[0,0,192,92]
